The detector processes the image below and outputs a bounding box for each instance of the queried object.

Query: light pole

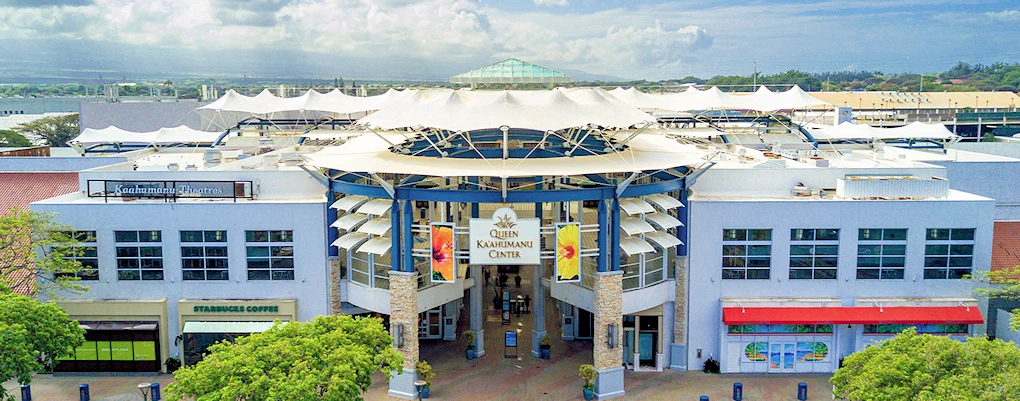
[137,383,151,401]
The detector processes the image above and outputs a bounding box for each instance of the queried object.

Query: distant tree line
[1,61,1018,97]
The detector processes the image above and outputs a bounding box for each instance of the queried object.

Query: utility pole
[752,59,757,88]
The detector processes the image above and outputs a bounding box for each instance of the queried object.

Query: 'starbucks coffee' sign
[469,207,540,265]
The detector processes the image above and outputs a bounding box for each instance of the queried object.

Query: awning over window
[618,198,655,215]
[620,235,655,256]
[644,194,683,210]
[330,195,368,212]
[644,212,682,229]
[357,218,392,236]
[183,321,277,334]
[643,231,683,248]
[722,306,984,325]
[332,232,369,250]
[620,217,655,236]
[357,237,393,256]
[332,213,369,231]
[357,198,393,216]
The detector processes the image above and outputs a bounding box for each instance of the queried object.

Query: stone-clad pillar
[670,256,689,370]
[470,265,485,357]
[593,270,625,399]
[531,263,546,358]
[329,257,343,314]
[388,271,419,399]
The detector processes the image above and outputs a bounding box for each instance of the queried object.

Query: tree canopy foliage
[165,315,402,401]
[0,292,85,401]
[0,130,32,147]
[831,328,1020,401]
[0,209,90,297]
[13,114,79,147]
[975,265,1020,331]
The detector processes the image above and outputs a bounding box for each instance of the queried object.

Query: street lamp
[138,383,151,401]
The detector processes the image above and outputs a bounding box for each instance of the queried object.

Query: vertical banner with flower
[430,223,456,283]
[555,222,581,283]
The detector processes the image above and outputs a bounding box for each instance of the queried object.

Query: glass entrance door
[768,342,795,372]
[418,308,442,339]
[622,330,635,368]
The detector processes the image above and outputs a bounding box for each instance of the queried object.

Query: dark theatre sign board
[87,180,254,202]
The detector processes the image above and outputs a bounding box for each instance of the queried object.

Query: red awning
[722,306,983,325]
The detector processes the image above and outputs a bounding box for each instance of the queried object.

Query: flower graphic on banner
[431,224,455,282]
[556,223,580,282]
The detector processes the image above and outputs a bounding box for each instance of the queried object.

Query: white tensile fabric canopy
[608,85,829,112]
[198,88,408,115]
[71,126,221,145]
[807,122,958,141]
[356,88,656,131]
[304,130,713,178]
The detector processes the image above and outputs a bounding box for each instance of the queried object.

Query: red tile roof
[0,172,79,215]
[992,222,1020,273]
[0,172,79,296]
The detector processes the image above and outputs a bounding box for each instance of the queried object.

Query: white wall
[685,196,995,370]
[32,199,330,359]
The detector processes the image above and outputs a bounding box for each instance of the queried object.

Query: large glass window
[245,230,294,280]
[722,229,772,280]
[115,231,163,281]
[924,228,975,279]
[789,229,839,280]
[180,231,228,281]
[56,230,99,281]
[857,229,906,280]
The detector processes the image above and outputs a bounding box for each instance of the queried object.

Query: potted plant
[539,334,551,359]
[465,330,477,360]
[165,357,182,373]
[416,360,435,399]
[703,357,720,374]
[578,364,597,401]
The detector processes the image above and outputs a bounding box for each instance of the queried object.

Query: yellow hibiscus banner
[555,222,581,283]
[430,223,456,283]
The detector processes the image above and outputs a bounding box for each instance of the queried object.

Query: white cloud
[986,9,1020,21]
[533,0,569,7]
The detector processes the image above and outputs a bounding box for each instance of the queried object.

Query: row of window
[59,230,296,282]
[721,228,976,280]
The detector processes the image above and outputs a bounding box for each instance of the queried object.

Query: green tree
[166,315,402,401]
[13,114,79,147]
[0,130,32,147]
[0,292,86,401]
[0,209,90,297]
[831,329,1020,401]
[975,266,1020,331]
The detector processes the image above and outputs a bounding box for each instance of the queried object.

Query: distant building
[450,58,574,87]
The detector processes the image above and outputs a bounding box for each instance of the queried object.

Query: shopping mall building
[31,83,993,399]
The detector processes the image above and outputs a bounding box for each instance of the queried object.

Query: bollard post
[20,384,31,401]
[733,382,743,401]
[79,384,90,401]
[798,381,808,401]
[150,383,161,401]
[700,396,709,401]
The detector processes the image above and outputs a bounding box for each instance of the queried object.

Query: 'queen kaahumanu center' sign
[469,207,540,265]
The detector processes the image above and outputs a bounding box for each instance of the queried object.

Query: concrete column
[670,256,688,370]
[593,270,625,399]
[470,265,485,357]
[531,263,547,358]
[388,271,419,399]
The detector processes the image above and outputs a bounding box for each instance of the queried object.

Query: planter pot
[582,388,594,401]
[466,349,476,360]
[540,348,550,360]
[421,387,430,398]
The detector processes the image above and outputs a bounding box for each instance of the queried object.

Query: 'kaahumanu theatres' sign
[469,207,540,265]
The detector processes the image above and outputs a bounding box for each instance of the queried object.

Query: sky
[0,0,1018,82]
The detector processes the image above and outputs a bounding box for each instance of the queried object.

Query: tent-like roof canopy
[198,88,406,115]
[807,122,958,141]
[304,128,712,178]
[357,88,654,131]
[608,85,829,112]
[71,125,222,145]
[450,58,573,84]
